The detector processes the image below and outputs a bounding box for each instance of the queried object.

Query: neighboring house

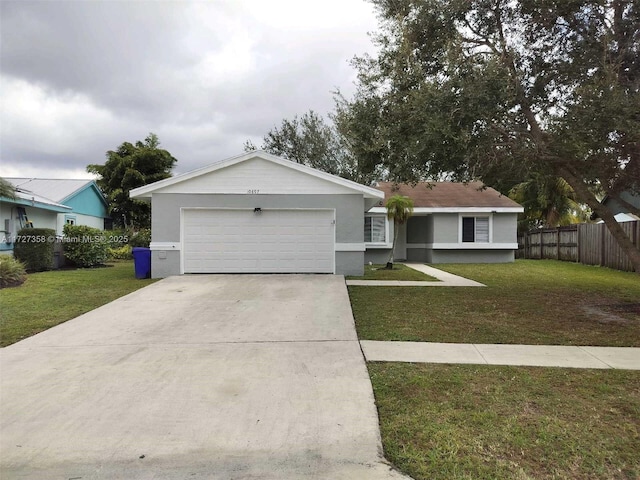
[593,190,640,223]
[366,182,524,264]
[0,178,109,254]
[130,151,523,278]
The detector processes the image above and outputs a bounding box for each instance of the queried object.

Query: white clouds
[0,0,378,178]
[0,76,129,163]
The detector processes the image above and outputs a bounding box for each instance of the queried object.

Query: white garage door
[182,209,335,273]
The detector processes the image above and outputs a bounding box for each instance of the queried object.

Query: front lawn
[0,261,156,346]
[349,260,640,346]
[347,263,438,281]
[370,363,640,480]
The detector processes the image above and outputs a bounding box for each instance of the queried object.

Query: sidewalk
[360,341,640,370]
[346,263,485,287]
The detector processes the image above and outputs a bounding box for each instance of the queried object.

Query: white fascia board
[368,206,523,214]
[150,242,181,251]
[426,242,519,250]
[364,242,393,249]
[130,150,385,200]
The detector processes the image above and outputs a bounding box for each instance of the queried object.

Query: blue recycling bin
[132,247,151,279]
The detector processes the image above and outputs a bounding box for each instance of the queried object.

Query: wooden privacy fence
[517,221,640,272]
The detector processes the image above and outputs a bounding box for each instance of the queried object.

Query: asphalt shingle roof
[374,181,521,208]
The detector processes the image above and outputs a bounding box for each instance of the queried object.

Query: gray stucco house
[130,151,523,278]
[365,182,523,265]
[130,151,384,277]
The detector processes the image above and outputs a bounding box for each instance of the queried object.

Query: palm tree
[509,175,588,231]
[0,178,16,199]
[385,194,414,269]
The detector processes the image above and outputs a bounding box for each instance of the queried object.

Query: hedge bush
[129,229,151,248]
[0,255,27,288]
[63,224,109,267]
[108,244,132,260]
[13,227,56,272]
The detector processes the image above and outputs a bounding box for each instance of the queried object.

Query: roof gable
[62,183,109,217]
[373,182,523,211]
[130,151,384,199]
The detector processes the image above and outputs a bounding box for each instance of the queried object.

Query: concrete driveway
[0,275,408,479]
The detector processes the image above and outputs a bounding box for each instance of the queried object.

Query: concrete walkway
[361,341,640,370]
[1,276,409,480]
[346,263,485,287]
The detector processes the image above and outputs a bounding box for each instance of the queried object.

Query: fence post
[556,227,561,260]
[600,224,606,267]
[576,224,581,263]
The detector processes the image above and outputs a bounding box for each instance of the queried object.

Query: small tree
[385,195,414,269]
[0,178,16,199]
[87,133,177,228]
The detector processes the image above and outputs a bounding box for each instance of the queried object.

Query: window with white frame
[461,216,490,243]
[364,215,387,243]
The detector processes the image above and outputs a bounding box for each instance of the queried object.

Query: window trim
[65,215,77,226]
[458,214,492,244]
[364,213,392,248]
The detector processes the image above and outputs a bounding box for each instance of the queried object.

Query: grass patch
[0,261,156,346]
[349,260,640,346]
[346,263,438,281]
[370,363,640,480]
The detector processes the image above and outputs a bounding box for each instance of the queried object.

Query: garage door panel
[183,209,334,273]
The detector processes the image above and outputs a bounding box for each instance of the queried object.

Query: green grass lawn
[349,260,640,346]
[0,261,156,346]
[351,260,640,479]
[370,363,640,480]
[346,263,438,281]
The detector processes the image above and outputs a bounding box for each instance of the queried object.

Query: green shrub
[108,244,132,260]
[13,228,56,272]
[0,255,27,288]
[129,229,151,248]
[63,224,109,267]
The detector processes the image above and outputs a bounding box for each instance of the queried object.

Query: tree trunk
[386,220,400,268]
[559,167,640,273]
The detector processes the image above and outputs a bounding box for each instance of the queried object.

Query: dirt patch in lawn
[581,303,640,325]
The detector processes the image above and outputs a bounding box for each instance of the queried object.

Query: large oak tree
[246,110,382,184]
[340,0,640,271]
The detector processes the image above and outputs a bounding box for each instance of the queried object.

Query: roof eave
[1,196,73,213]
[130,151,385,199]
[368,206,524,213]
